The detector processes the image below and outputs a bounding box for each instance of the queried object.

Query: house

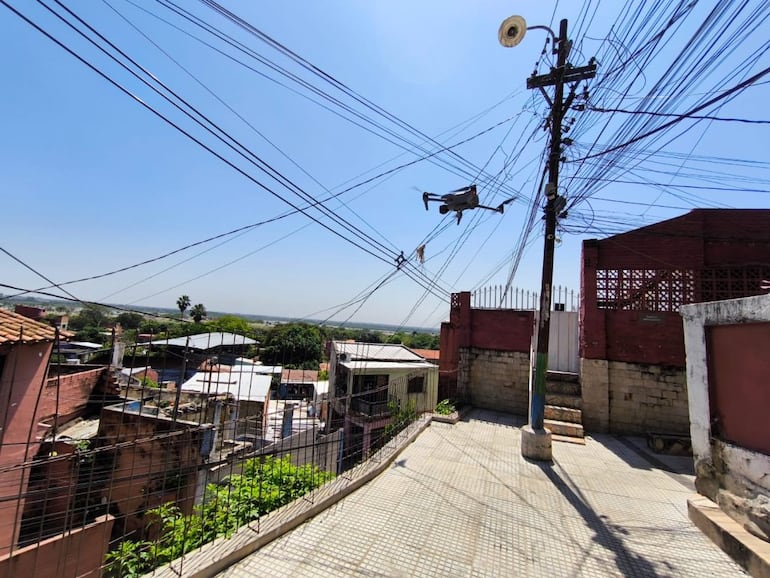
[0,309,113,577]
[408,348,440,365]
[681,292,770,557]
[94,400,212,541]
[328,341,438,464]
[180,364,274,441]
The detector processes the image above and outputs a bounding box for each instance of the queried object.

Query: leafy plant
[435,399,456,415]
[104,456,333,576]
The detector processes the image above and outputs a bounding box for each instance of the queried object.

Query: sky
[2,1,769,328]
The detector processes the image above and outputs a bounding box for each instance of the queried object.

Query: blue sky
[2,1,769,328]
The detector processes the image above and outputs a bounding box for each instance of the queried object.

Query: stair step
[544,419,584,438]
[546,370,580,383]
[552,434,586,445]
[545,393,582,410]
[544,405,582,424]
[545,380,581,396]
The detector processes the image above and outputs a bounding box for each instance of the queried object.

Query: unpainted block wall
[607,361,688,434]
[459,347,529,415]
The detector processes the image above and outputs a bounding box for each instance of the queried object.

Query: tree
[210,314,250,335]
[190,304,207,324]
[176,295,191,322]
[261,323,323,367]
[116,312,144,330]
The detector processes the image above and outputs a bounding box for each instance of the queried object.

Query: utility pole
[519,18,596,460]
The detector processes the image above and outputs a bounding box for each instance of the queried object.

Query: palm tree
[190,303,207,324]
[176,295,191,321]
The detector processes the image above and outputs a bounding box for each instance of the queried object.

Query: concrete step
[545,393,582,410]
[544,419,584,438]
[544,405,582,424]
[545,380,581,396]
[552,434,586,445]
[546,370,580,383]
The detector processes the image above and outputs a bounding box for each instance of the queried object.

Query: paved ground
[219,409,745,577]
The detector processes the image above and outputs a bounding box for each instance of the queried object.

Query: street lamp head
[498,15,527,48]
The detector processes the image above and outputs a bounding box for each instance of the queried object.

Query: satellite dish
[498,15,527,48]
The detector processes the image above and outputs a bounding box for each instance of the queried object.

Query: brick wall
[43,367,106,425]
[459,347,529,415]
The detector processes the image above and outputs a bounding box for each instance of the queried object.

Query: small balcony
[350,396,392,417]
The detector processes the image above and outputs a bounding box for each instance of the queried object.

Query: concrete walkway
[219,410,746,577]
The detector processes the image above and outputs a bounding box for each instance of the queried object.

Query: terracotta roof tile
[0,308,65,345]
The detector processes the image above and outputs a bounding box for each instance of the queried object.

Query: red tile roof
[409,348,440,361]
[281,369,318,383]
[0,308,63,345]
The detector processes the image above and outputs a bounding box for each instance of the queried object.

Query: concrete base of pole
[521,425,553,461]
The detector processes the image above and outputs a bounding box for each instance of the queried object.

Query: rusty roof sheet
[0,308,63,344]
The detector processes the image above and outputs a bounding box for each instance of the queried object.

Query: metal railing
[472,284,578,311]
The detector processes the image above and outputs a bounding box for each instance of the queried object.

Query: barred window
[407,375,425,394]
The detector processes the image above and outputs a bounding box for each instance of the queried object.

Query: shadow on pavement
[537,459,667,578]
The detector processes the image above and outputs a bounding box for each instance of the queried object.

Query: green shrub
[435,399,456,415]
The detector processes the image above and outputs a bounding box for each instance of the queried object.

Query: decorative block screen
[596,269,696,312]
[701,265,770,302]
[596,266,770,311]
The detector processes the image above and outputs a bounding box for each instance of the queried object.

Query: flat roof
[181,369,272,402]
[148,332,257,350]
[340,360,436,371]
[333,341,425,362]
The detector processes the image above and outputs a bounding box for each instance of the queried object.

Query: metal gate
[532,310,580,374]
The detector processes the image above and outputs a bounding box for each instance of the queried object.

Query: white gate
[532,310,580,374]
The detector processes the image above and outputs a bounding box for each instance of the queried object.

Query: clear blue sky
[2,1,769,328]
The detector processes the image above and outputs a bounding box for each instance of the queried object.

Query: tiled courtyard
[218,410,745,577]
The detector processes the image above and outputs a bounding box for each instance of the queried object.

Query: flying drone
[422,184,515,224]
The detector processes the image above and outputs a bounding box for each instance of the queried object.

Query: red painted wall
[439,292,534,398]
[0,342,53,555]
[707,322,770,456]
[581,210,770,367]
[0,515,113,578]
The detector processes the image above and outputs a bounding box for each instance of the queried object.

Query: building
[328,341,438,464]
[0,309,113,577]
[580,209,770,434]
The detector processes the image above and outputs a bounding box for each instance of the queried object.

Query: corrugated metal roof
[0,308,62,345]
[180,368,272,401]
[147,332,257,350]
[333,341,424,362]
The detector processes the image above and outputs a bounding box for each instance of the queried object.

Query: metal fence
[0,330,421,577]
[471,284,579,311]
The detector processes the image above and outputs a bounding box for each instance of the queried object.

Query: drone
[422,184,515,224]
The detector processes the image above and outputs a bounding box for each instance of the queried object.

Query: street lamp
[498,14,596,461]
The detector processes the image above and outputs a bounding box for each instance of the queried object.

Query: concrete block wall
[581,358,688,434]
[459,347,529,415]
[608,361,688,434]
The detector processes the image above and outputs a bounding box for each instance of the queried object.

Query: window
[407,375,424,394]
[596,268,695,312]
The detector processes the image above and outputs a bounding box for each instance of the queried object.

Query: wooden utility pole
[522,19,596,459]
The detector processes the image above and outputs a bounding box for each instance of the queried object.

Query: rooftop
[0,308,67,345]
[333,341,425,362]
[180,368,273,402]
[147,332,257,350]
